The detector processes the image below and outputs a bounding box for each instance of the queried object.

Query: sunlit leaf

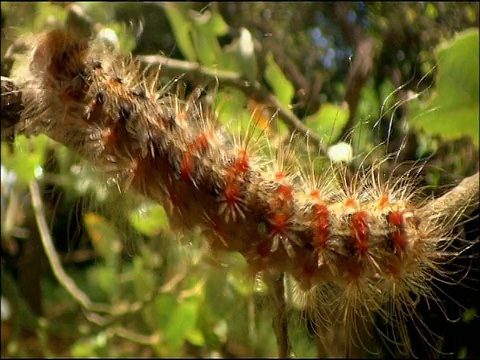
[410,28,479,147]
[1,135,49,185]
[83,212,122,262]
[304,102,350,144]
[264,52,294,107]
[222,27,258,81]
[128,203,169,236]
[162,3,197,62]
[143,294,176,335]
[215,88,252,133]
[107,22,137,54]
[164,295,202,349]
[190,9,224,67]
[71,332,110,357]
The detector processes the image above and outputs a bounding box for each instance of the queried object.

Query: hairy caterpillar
[3,27,479,358]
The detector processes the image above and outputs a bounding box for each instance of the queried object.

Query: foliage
[1,2,478,358]
[410,28,479,147]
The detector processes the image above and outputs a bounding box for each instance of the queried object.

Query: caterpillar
[3,26,479,358]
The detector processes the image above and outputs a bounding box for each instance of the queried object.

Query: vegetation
[1,2,478,358]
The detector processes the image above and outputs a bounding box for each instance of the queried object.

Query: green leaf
[208,4,229,35]
[128,203,169,236]
[107,22,137,54]
[190,9,224,67]
[264,52,295,107]
[410,28,479,147]
[304,102,350,144]
[83,212,122,263]
[164,295,202,349]
[222,28,258,81]
[1,134,49,185]
[462,307,477,323]
[71,332,110,357]
[33,3,68,32]
[132,256,155,299]
[88,265,118,298]
[142,293,176,334]
[214,88,251,132]
[162,3,197,62]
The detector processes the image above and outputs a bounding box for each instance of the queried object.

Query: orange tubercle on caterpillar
[378,192,392,209]
[217,177,247,222]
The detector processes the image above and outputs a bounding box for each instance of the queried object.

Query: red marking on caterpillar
[351,211,369,257]
[232,149,250,174]
[311,202,329,247]
[387,210,408,255]
[179,152,195,182]
[277,182,293,203]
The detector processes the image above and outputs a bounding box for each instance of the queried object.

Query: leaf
[83,212,122,263]
[214,88,252,133]
[162,3,197,62]
[88,265,118,298]
[128,203,169,236]
[410,28,479,147]
[264,52,295,107]
[132,256,155,299]
[163,295,202,349]
[190,9,224,67]
[304,102,350,144]
[71,332,110,357]
[462,307,477,323]
[142,293,176,335]
[107,22,137,54]
[208,3,229,35]
[222,28,258,81]
[1,134,49,186]
[33,3,68,32]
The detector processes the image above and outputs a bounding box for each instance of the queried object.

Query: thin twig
[28,178,186,337]
[28,179,113,314]
[112,327,161,347]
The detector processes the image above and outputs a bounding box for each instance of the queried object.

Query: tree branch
[28,179,113,314]
[420,172,480,221]
[137,55,329,155]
